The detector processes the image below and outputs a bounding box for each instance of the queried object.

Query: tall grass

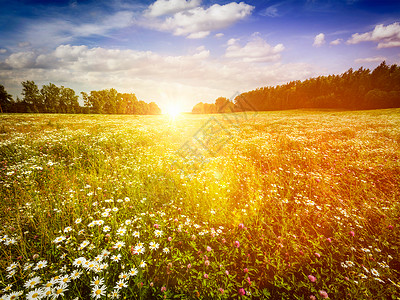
[0,110,399,299]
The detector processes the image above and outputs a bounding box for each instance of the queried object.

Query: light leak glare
[165,103,184,119]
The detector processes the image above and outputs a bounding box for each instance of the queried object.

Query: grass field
[0,109,400,299]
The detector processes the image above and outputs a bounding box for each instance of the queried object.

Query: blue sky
[0,0,399,112]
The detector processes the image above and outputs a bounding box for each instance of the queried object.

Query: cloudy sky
[0,0,399,112]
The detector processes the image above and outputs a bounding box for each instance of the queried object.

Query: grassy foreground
[0,109,399,299]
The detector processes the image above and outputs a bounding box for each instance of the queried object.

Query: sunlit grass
[0,109,399,299]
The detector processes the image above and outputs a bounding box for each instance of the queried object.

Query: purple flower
[238,288,246,296]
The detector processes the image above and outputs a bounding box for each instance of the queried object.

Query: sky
[0,0,400,112]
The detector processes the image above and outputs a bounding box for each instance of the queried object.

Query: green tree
[60,86,79,113]
[0,84,13,113]
[41,83,60,113]
[21,81,41,112]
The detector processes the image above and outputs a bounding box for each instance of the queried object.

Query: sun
[165,103,184,118]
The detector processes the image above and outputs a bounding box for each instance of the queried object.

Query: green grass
[0,109,399,299]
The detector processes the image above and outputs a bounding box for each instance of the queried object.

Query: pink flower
[161,286,166,292]
[238,288,246,296]
[326,238,332,243]
[314,252,321,258]
[187,263,191,269]
[225,270,229,275]
[388,225,393,230]
[308,275,316,283]
[238,223,245,229]
[244,268,249,273]
[221,238,226,243]
[319,290,329,299]
[218,288,224,294]
[154,224,159,229]
[206,246,212,252]
[310,295,316,300]
[205,260,210,266]
[234,241,240,248]
[204,273,208,279]
[349,231,355,237]
[246,277,252,285]
[168,236,172,242]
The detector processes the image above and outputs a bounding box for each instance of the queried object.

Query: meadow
[0,109,399,299]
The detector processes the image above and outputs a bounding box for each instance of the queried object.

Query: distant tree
[60,86,79,113]
[192,102,205,114]
[148,102,161,114]
[0,84,13,112]
[21,81,41,112]
[41,83,60,113]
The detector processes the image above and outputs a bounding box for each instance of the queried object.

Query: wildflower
[110,290,120,299]
[238,288,246,296]
[163,247,170,254]
[75,218,82,224]
[53,236,66,244]
[116,228,126,236]
[187,264,192,269]
[345,261,354,267]
[154,224,159,229]
[371,268,380,277]
[246,277,252,285]
[133,231,140,238]
[24,276,42,289]
[310,295,316,300]
[111,254,121,262]
[205,260,210,266]
[149,241,159,250]
[70,270,81,280]
[63,226,72,233]
[129,267,138,276]
[59,275,71,285]
[34,260,48,270]
[154,230,163,237]
[234,241,240,248]
[308,275,316,282]
[26,288,43,299]
[204,273,209,279]
[244,268,249,273]
[314,252,321,258]
[103,226,111,232]
[319,290,328,299]
[218,288,224,294]
[91,276,104,287]
[115,279,128,289]
[3,284,12,293]
[91,285,106,299]
[79,240,90,249]
[139,260,146,268]
[161,286,167,292]
[358,273,368,279]
[113,241,125,250]
[349,231,355,237]
[206,246,212,252]
[53,284,68,298]
[73,257,86,268]
[238,223,245,229]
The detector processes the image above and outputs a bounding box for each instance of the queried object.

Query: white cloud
[145,0,201,17]
[0,49,7,54]
[0,44,315,112]
[313,33,325,47]
[225,35,284,63]
[330,38,342,45]
[18,11,134,48]
[18,42,31,48]
[260,4,280,17]
[354,56,387,64]
[145,2,254,38]
[5,51,37,68]
[215,33,224,38]
[347,22,400,48]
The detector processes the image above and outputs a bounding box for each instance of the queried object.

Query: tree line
[192,61,400,113]
[0,81,161,114]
